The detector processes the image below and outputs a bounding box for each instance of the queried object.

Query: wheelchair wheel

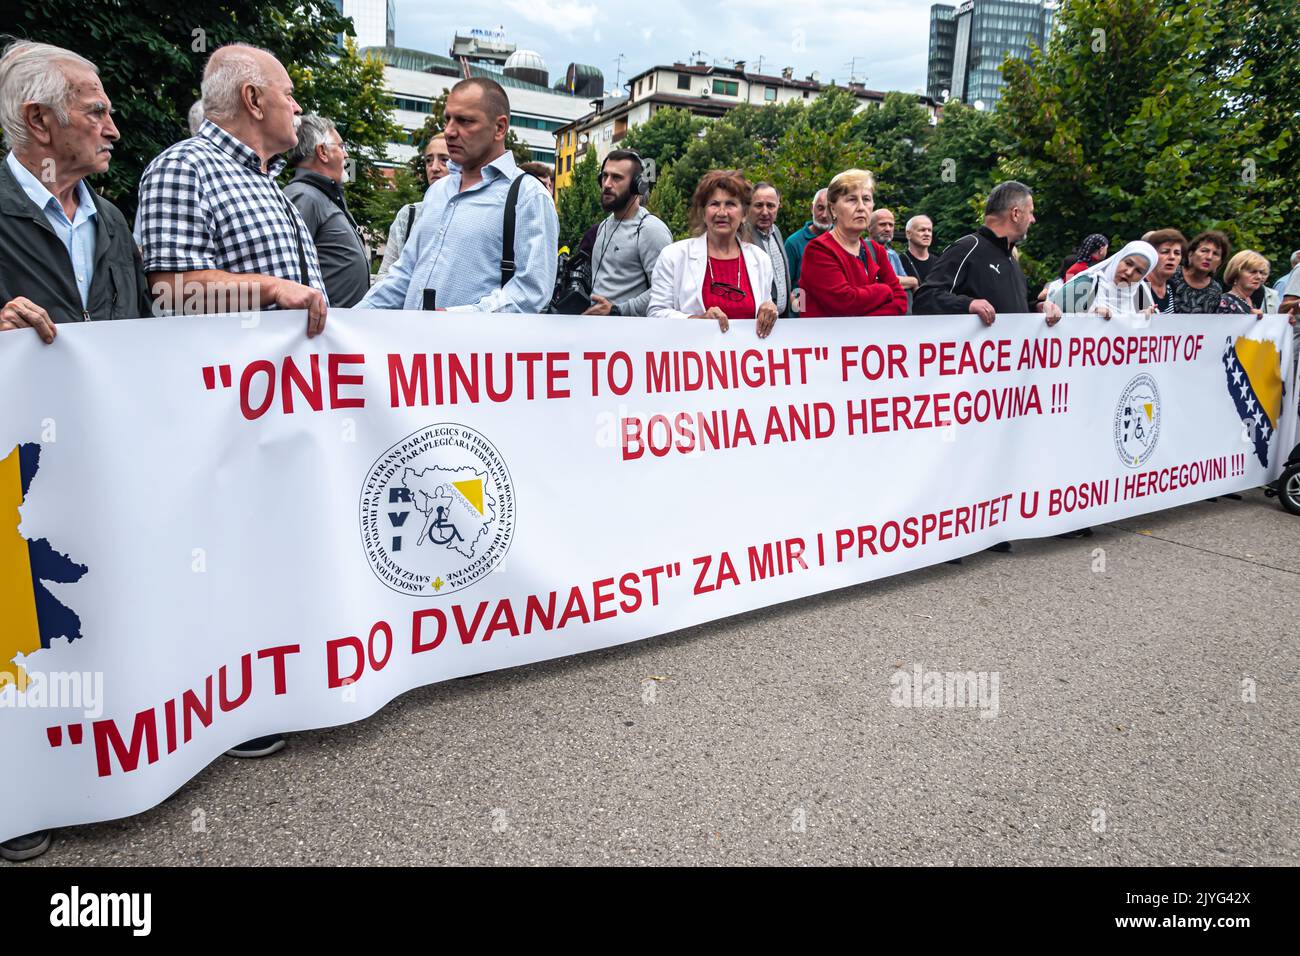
[1278,463,1300,516]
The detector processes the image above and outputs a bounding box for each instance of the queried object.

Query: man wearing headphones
[583,149,673,316]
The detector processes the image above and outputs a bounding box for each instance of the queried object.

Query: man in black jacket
[914,181,1062,326]
[0,41,152,345]
[915,181,1062,556]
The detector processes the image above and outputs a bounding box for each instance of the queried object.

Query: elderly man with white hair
[186,98,206,136]
[136,43,327,334]
[899,214,935,285]
[136,45,322,766]
[0,41,156,863]
[783,187,830,305]
[0,40,152,345]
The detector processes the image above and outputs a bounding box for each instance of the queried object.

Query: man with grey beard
[784,187,830,308]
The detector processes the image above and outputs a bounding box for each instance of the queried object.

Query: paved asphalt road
[18,490,1300,867]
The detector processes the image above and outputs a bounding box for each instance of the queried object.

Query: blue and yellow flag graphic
[0,443,87,689]
[1222,337,1284,467]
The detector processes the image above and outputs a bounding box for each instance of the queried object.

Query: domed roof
[505,49,547,72]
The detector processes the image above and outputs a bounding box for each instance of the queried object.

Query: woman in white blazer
[648,170,779,338]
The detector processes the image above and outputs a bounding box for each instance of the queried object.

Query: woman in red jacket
[796,168,908,317]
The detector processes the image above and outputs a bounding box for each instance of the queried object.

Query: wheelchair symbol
[424,504,464,546]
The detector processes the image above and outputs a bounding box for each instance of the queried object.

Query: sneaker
[1,830,52,862]
[986,541,1013,553]
[226,734,286,759]
[1056,527,1094,539]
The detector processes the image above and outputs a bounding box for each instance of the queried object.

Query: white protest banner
[0,311,1294,840]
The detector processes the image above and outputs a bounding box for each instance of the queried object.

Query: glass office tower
[928,0,1057,108]
[927,5,957,102]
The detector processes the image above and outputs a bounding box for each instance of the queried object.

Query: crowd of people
[1,39,1299,861]
[3,38,1298,347]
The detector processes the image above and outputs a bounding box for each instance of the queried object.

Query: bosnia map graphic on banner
[0,310,1295,841]
[0,443,88,691]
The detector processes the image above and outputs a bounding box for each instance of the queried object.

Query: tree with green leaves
[9,0,352,222]
[653,119,762,221]
[725,101,806,153]
[620,107,706,178]
[805,86,859,133]
[357,165,425,248]
[646,177,689,239]
[1194,0,1299,263]
[849,93,934,217]
[912,102,999,249]
[556,150,602,251]
[751,118,876,240]
[996,0,1290,289]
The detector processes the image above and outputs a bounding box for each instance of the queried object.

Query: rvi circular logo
[360,424,515,595]
[1113,373,1161,468]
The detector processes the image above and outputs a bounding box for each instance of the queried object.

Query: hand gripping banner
[0,311,1295,840]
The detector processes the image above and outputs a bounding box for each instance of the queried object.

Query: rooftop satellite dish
[811,70,821,82]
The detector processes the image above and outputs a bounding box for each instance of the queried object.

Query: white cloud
[504,0,598,34]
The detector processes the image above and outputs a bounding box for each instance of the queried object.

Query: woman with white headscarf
[1050,241,1158,318]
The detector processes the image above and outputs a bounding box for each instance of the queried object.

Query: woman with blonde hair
[795,168,907,318]
[649,169,778,337]
[1216,250,1277,316]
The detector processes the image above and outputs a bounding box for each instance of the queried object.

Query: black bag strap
[857,242,880,275]
[501,173,526,287]
[405,202,416,236]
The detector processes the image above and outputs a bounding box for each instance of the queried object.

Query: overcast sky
[393,0,933,95]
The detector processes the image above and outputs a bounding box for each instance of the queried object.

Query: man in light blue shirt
[361,78,557,313]
[0,40,151,348]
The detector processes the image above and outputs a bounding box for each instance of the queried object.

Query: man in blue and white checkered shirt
[137,44,328,336]
[140,52,320,765]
